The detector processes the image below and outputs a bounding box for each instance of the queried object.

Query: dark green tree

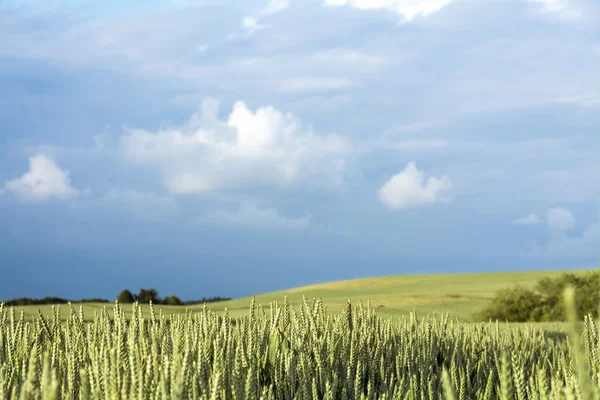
[164,295,183,305]
[116,289,135,304]
[137,288,160,304]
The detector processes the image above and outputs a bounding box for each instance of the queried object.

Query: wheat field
[1,288,600,399]
[3,269,599,399]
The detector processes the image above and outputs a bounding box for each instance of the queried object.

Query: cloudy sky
[1,0,599,301]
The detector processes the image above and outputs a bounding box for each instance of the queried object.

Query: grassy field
[5,269,593,326]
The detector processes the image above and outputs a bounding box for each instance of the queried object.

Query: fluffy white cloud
[4,154,79,201]
[120,99,353,194]
[547,207,576,231]
[324,0,455,23]
[378,161,452,209]
[206,203,311,230]
[514,213,542,225]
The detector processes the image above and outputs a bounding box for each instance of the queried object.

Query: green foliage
[1,293,600,399]
[136,288,160,304]
[183,296,232,305]
[474,286,542,322]
[116,289,135,304]
[474,270,600,322]
[1,296,109,306]
[3,291,231,309]
[164,294,183,305]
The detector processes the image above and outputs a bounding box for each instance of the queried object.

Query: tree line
[2,289,230,307]
[115,288,231,306]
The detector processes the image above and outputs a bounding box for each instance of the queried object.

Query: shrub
[79,298,110,303]
[474,285,541,322]
[474,270,600,322]
[183,296,231,305]
[116,289,135,304]
[137,288,160,304]
[163,295,183,305]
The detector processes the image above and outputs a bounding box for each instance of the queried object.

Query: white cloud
[514,213,542,225]
[206,202,311,230]
[324,0,455,23]
[4,154,79,201]
[120,99,353,194]
[378,161,452,209]
[547,207,576,231]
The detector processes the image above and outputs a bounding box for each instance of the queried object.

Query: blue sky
[1,0,599,301]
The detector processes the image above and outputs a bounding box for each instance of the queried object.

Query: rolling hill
[5,268,594,323]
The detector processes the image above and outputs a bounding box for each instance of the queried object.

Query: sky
[1,0,599,301]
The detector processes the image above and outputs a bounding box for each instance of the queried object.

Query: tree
[137,288,160,304]
[164,295,183,305]
[474,285,542,322]
[116,289,135,303]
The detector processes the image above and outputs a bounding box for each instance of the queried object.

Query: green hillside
[6,268,593,323]
[205,269,594,322]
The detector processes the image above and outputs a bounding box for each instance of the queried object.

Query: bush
[474,285,542,322]
[116,289,135,304]
[163,295,183,305]
[137,288,160,304]
[183,296,231,305]
[473,270,600,322]
[3,297,109,306]
[79,298,110,303]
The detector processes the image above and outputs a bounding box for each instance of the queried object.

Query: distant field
[5,269,593,326]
